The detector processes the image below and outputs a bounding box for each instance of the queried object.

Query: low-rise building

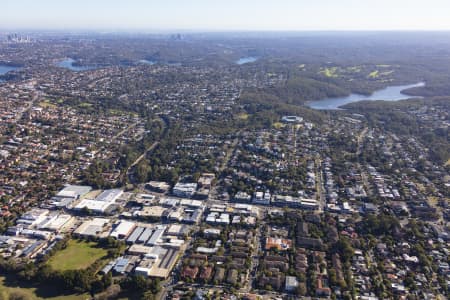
[285,276,299,292]
[74,218,110,237]
[110,221,136,240]
[173,182,197,198]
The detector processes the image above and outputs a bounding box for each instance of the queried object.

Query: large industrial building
[50,185,92,208]
[109,220,136,240]
[74,188,123,214]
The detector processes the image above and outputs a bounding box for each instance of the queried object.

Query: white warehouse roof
[110,221,136,239]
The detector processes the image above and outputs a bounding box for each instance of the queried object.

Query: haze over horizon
[2,0,450,32]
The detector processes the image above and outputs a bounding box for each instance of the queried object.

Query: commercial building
[166,224,188,237]
[126,227,145,244]
[110,220,136,240]
[234,191,252,203]
[145,181,171,193]
[16,208,49,227]
[113,257,133,275]
[73,189,123,214]
[50,185,92,208]
[197,173,215,189]
[182,208,203,224]
[147,246,180,278]
[204,228,221,238]
[252,191,271,205]
[173,182,197,198]
[95,189,123,202]
[299,198,319,210]
[74,218,110,237]
[138,206,166,219]
[206,212,230,225]
[137,228,153,244]
[179,199,203,208]
[74,199,113,214]
[128,244,153,256]
[37,213,74,232]
[285,276,299,292]
[281,115,303,123]
[147,227,166,246]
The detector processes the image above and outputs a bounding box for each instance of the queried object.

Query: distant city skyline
[2,0,450,32]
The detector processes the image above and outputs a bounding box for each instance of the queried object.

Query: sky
[2,0,450,32]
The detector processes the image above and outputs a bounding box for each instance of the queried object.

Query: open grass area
[108,108,127,115]
[78,102,93,108]
[272,122,285,129]
[368,70,379,78]
[39,99,57,109]
[428,196,439,207]
[47,239,107,271]
[236,112,249,120]
[0,276,89,300]
[319,67,339,78]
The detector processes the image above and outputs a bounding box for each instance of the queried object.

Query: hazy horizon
[2,0,450,32]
